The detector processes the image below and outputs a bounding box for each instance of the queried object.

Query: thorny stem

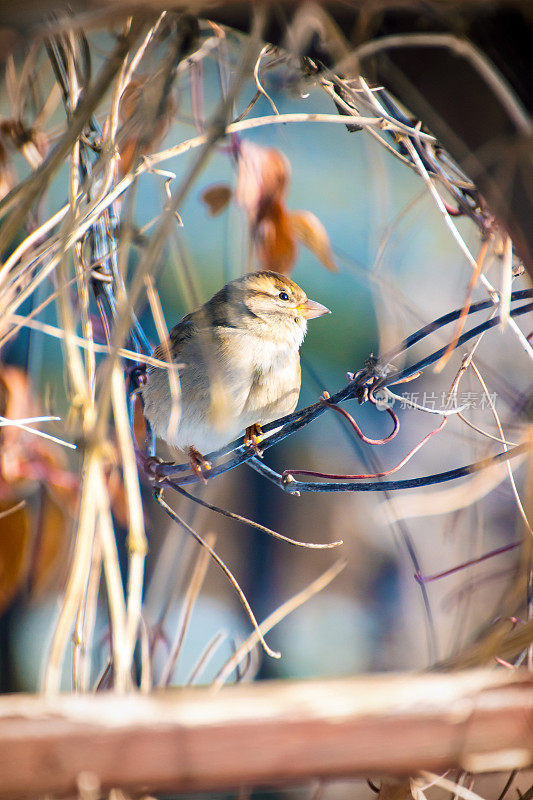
[273,443,528,494]
[380,289,532,364]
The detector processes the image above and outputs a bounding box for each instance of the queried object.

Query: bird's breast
[242,339,301,426]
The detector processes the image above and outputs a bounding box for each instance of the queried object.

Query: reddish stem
[495,658,515,669]
[415,540,521,584]
[283,417,446,482]
[320,391,399,446]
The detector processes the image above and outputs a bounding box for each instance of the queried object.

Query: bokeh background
[0,36,530,694]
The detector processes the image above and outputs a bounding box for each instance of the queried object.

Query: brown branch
[1,670,533,798]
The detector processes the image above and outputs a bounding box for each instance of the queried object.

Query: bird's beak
[297,298,331,319]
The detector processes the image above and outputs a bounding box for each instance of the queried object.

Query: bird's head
[219,271,330,346]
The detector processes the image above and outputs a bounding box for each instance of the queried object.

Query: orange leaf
[107,466,129,529]
[119,81,142,123]
[118,80,175,177]
[236,141,290,226]
[29,492,69,598]
[257,201,298,275]
[0,364,78,508]
[233,142,336,276]
[0,365,77,608]
[200,184,233,216]
[290,210,338,272]
[119,138,139,178]
[0,500,30,614]
[0,151,14,202]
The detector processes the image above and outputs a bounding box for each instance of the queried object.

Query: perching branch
[139,293,533,492]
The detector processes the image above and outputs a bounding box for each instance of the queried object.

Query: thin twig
[111,364,148,674]
[211,558,347,689]
[155,488,281,660]
[159,532,215,687]
[172,484,343,549]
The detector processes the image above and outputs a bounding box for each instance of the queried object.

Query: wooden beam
[1,670,533,798]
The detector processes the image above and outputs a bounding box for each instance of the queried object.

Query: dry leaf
[230,140,335,276]
[0,491,72,612]
[200,184,232,216]
[0,500,30,614]
[256,200,297,274]
[0,141,14,201]
[379,780,415,800]
[291,210,338,272]
[0,364,132,605]
[118,80,175,176]
[0,366,78,506]
[107,465,129,529]
[29,492,69,598]
[200,141,336,276]
[0,365,78,607]
[236,141,290,226]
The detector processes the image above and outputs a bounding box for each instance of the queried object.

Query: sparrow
[141,271,330,477]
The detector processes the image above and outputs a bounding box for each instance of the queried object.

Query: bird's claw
[245,423,264,457]
[188,447,211,484]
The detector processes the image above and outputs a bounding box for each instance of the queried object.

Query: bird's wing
[210,325,256,411]
[151,315,195,366]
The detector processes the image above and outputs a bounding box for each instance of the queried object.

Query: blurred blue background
[1,48,530,693]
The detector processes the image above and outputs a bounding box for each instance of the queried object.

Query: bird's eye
[279,291,290,301]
